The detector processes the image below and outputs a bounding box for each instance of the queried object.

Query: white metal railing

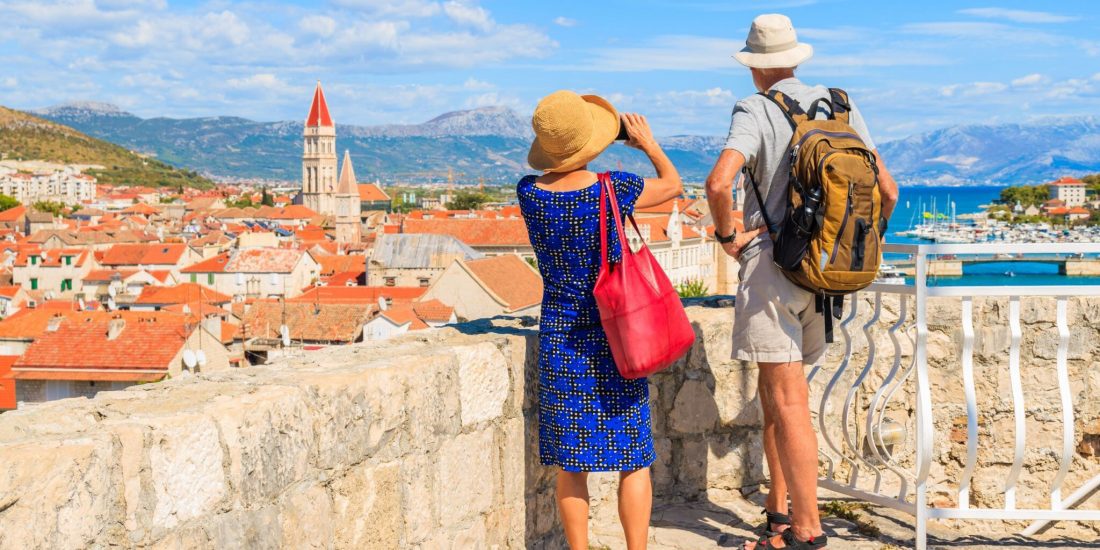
[812,243,1100,549]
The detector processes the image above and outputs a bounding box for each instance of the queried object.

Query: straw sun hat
[528,90,619,173]
[734,14,813,69]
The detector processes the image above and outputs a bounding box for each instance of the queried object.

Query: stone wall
[0,306,762,549]
[1,297,1097,549]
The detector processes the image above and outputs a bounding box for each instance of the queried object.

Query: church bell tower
[302,81,337,215]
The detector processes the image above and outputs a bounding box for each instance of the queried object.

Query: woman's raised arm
[622,113,683,209]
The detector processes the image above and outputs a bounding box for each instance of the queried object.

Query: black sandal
[759,530,828,548]
[739,509,792,549]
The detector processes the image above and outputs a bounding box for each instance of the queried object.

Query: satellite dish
[377,296,388,311]
[280,324,290,347]
[195,350,207,367]
[78,297,86,310]
[182,349,197,368]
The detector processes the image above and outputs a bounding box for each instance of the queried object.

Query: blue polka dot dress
[517,171,655,473]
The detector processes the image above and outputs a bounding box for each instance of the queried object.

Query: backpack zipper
[829,183,854,267]
[795,129,866,150]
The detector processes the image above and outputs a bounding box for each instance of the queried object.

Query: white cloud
[1011,73,1046,87]
[939,81,1007,97]
[330,0,441,17]
[442,1,494,32]
[1,77,17,88]
[299,15,337,37]
[554,16,577,27]
[465,92,521,109]
[227,74,286,90]
[903,22,1061,45]
[958,7,1078,24]
[463,78,494,90]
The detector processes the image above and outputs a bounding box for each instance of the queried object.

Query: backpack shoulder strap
[827,88,852,125]
[758,90,809,130]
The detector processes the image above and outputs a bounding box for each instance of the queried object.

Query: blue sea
[886,185,1100,287]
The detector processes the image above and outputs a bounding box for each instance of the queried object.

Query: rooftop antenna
[377,296,388,312]
[182,349,198,370]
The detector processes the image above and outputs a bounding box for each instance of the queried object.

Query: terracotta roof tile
[13,311,193,372]
[402,218,530,247]
[289,286,425,305]
[135,283,232,306]
[100,243,187,266]
[412,299,454,323]
[358,183,390,202]
[242,301,370,343]
[461,254,542,312]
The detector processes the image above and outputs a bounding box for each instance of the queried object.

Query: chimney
[106,317,125,340]
[47,314,64,332]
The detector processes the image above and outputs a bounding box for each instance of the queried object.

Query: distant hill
[33,102,1100,185]
[34,103,726,183]
[0,105,213,189]
[877,117,1100,185]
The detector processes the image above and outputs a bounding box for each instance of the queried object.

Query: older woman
[517,90,683,549]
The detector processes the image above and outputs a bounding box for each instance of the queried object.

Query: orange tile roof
[8,370,165,383]
[0,205,27,222]
[13,247,90,268]
[181,252,231,273]
[135,283,232,306]
[317,254,367,276]
[358,183,390,202]
[0,355,16,410]
[402,218,530,247]
[120,203,162,216]
[13,311,193,372]
[289,286,425,305]
[100,243,188,266]
[1068,207,1090,215]
[378,307,429,330]
[412,299,454,323]
[324,271,363,286]
[1049,177,1085,186]
[461,254,542,312]
[1048,207,1070,215]
[0,286,21,299]
[264,205,319,220]
[242,301,370,343]
[0,309,110,340]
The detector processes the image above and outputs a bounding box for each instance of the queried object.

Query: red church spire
[306,81,334,127]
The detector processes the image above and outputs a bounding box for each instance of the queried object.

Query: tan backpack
[748,88,884,297]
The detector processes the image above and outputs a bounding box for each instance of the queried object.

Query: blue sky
[1,0,1098,140]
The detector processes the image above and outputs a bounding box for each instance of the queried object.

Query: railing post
[914,246,932,550]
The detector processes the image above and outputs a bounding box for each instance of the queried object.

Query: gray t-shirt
[724,78,875,257]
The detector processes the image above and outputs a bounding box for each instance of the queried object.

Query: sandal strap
[780,529,828,548]
[764,509,792,526]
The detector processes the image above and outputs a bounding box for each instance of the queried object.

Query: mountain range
[32,102,1100,186]
[0,105,212,189]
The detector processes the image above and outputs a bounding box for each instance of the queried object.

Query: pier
[894,254,1100,276]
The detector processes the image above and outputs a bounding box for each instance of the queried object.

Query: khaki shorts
[732,239,826,366]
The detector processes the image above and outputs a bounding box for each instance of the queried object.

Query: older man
[705,14,899,550]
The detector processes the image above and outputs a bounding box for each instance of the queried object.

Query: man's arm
[874,150,899,222]
[706,149,762,258]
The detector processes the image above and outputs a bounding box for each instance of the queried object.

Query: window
[384,277,396,287]
[30,278,38,290]
[418,278,430,287]
[29,256,37,266]
[208,273,215,285]
[63,256,72,266]
[61,279,72,292]
[190,274,197,283]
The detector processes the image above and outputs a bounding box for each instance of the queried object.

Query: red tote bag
[593,172,695,379]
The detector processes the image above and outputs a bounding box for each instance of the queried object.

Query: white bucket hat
[734,14,813,69]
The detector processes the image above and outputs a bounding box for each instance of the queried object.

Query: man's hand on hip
[722,227,765,259]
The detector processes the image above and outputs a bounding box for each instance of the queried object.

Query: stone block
[147,415,227,533]
[438,429,497,527]
[329,462,404,548]
[712,363,761,428]
[457,343,511,427]
[669,379,719,435]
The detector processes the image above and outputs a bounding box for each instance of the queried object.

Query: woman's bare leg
[618,468,652,550]
[557,470,590,549]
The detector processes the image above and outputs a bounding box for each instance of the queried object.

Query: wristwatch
[714,228,736,244]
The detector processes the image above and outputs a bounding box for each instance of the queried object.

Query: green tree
[261,187,275,207]
[446,191,492,211]
[0,194,20,211]
[31,200,67,216]
[999,185,1049,207]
